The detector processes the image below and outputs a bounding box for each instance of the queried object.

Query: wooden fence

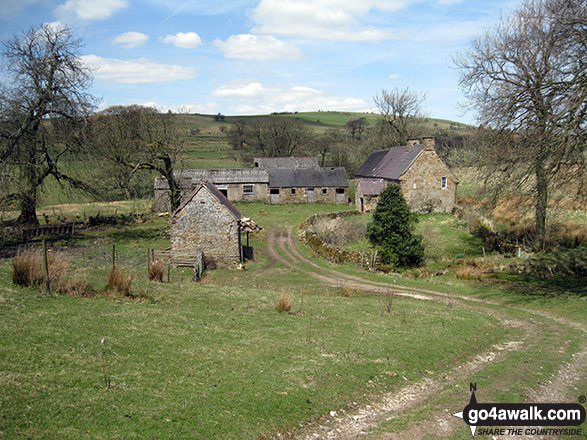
[20,223,77,242]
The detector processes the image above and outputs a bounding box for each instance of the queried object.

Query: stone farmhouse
[170,181,244,266]
[154,157,349,211]
[354,137,458,213]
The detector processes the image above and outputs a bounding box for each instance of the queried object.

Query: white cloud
[113,31,149,48]
[388,73,401,79]
[211,80,369,114]
[213,34,303,61]
[160,32,202,48]
[251,0,409,42]
[81,55,195,84]
[55,0,128,21]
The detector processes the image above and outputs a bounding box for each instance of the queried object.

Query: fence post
[43,239,51,294]
[147,248,151,278]
[112,244,116,268]
[167,265,171,283]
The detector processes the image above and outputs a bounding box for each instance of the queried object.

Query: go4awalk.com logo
[452,384,586,437]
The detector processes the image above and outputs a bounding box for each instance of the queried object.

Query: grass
[0,258,505,439]
[1,202,585,439]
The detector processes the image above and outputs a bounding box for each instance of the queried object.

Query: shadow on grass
[487,273,586,299]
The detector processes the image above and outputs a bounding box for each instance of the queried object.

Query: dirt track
[266,228,587,440]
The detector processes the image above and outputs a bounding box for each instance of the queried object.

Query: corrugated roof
[354,145,424,180]
[254,157,319,169]
[172,181,242,220]
[268,167,348,188]
[357,179,386,195]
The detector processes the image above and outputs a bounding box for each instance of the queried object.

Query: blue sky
[0,0,517,123]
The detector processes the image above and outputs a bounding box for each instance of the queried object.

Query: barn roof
[154,169,269,189]
[355,145,424,180]
[254,157,319,169]
[172,181,242,220]
[268,167,348,188]
[357,178,386,195]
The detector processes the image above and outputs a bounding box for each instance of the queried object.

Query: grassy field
[0,203,514,439]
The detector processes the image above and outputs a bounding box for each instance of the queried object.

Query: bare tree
[0,24,96,225]
[373,87,427,146]
[455,0,586,249]
[91,105,188,211]
[228,117,310,161]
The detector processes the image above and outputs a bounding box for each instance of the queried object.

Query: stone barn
[354,137,458,213]
[170,181,243,266]
[154,157,349,210]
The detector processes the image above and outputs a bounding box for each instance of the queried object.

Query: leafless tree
[0,24,96,225]
[90,105,188,212]
[228,117,310,161]
[455,0,586,249]
[373,87,427,146]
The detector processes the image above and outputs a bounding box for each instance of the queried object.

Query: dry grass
[275,293,293,313]
[11,250,92,296]
[455,265,484,281]
[312,217,366,246]
[341,284,354,297]
[106,265,133,296]
[149,260,165,282]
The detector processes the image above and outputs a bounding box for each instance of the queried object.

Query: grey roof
[172,181,242,220]
[254,157,319,169]
[357,179,386,195]
[355,145,424,180]
[268,167,348,188]
[155,168,269,189]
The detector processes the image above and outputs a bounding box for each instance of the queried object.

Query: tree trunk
[161,156,182,212]
[534,155,548,250]
[17,192,39,225]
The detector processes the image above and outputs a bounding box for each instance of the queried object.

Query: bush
[367,184,424,268]
[106,265,133,296]
[149,260,165,282]
[63,269,93,297]
[275,293,293,313]
[312,217,366,246]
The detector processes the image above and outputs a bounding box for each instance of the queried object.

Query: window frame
[243,184,254,195]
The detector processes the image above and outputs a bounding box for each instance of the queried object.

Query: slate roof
[172,181,242,221]
[355,145,424,180]
[154,169,269,190]
[268,167,348,188]
[254,156,319,169]
[357,179,386,195]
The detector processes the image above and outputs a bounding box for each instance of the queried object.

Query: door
[335,188,345,203]
[270,188,280,204]
[307,188,315,203]
[360,197,364,212]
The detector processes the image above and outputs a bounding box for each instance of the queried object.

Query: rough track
[266,228,587,440]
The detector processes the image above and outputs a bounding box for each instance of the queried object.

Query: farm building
[170,181,244,266]
[153,157,349,211]
[355,137,458,213]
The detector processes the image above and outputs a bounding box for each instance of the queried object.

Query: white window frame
[243,184,254,194]
[441,177,447,189]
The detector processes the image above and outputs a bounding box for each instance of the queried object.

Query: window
[243,184,254,194]
[291,188,296,195]
[336,188,345,194]
[322,188,328,194]
[441,177,447,189]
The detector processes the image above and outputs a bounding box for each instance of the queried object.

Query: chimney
[406,139,420,149]
[422,137,435,150]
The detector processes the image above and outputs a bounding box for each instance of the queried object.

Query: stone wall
[400,150,457,213]
[270,186,348,204]
[354,185,380,212]
[223,183,268,202]
[170,187,240,265]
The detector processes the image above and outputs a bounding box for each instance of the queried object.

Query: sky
[0,0,518,124]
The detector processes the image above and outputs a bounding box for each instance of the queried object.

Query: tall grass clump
[11,250,92,296]
[312,217,366,246]
[149,260,165,282]
[106,266,133,296]
[275,293,293,313]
